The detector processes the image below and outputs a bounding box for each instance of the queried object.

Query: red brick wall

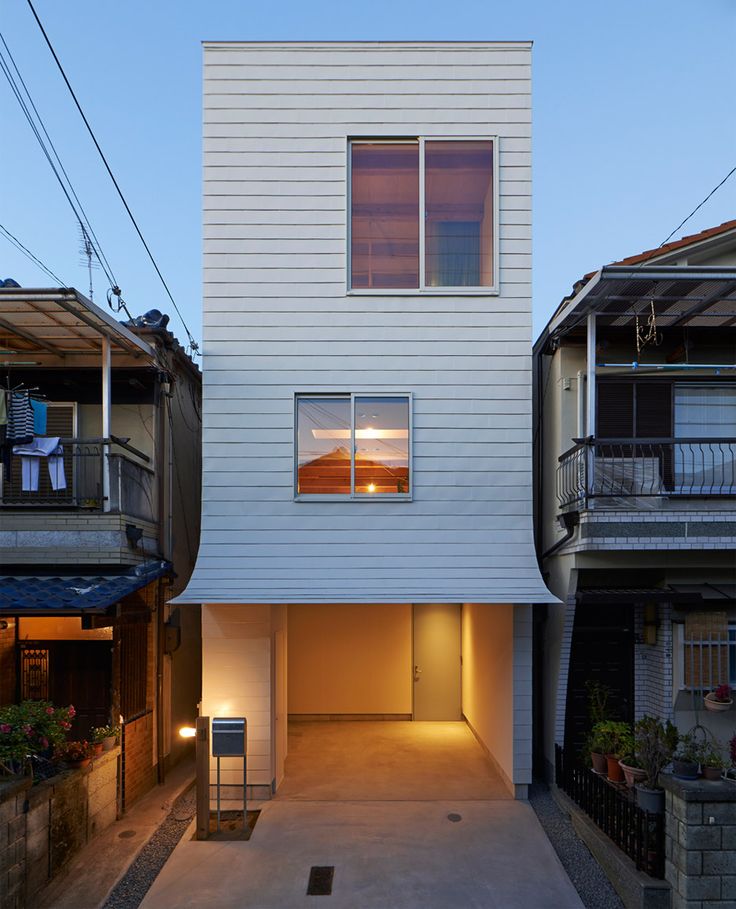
[0,619,16,705]
[122,712,155,809]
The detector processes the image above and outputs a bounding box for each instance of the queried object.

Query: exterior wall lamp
[643,602,659,645]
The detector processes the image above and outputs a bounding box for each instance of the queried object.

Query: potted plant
[588,724,609,775]
[92,724,120,752]
[54,740,94,770]
[673,733,701,780]
[704,684,733,713]
[0,701,76,778]
[592,720,632,782]
[633,716,678,813]
[701,745,728,781]
[618,749,647,788]
[585,681,614,774]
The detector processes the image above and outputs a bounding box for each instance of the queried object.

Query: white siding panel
[175,41,553,606]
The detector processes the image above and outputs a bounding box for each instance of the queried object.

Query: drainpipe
[154,341,169,786]
[101,335,111,511]
[541,511,579,561]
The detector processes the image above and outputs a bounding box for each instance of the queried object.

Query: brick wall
[0,749,119,909]
[122,712,155,810]
[635,603,673,721]
[664,774,736,908]
[0,620,16,705]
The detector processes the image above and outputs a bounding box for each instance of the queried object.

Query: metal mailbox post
[211,717,247,832]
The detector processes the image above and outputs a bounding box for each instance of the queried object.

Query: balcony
[555,438,736,551]
[0,438,159,566]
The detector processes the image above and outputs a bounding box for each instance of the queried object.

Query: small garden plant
[0,701,76,776]
[92,724,120,744]
[634,716,678,790]
[711,684,732,703]
[54,740,93,764]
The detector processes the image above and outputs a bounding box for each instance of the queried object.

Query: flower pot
[672,758,699,780]
[66,758,90,770]
[619,760,647,788]
[703,765,723,781]
[92,742,104,756]
[591,751,607,775]
[635,784,665,814]
[704,693,733,713]
[102,736,117,751]
[606,755,625,782]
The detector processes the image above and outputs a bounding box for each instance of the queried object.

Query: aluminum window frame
[294,391,413,501]
[347,136,499,296]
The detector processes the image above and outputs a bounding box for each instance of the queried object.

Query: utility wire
[655,165,736,253]
[0,34,118,293]
[0,221,66,286]
[26,0,199,355]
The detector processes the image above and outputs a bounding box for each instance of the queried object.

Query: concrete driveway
[141,798,582,908]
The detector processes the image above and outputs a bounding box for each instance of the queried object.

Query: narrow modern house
[0,288,202,808]
[534,221,736,778]
[175,40,555,801]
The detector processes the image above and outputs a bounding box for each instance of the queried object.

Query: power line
[25,0,199,355]
[0,32,118,294]
[655,165,736,253]
[0,221,66,285]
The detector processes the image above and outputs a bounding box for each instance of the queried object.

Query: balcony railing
[0,437,157,522]
[557,437,736,509]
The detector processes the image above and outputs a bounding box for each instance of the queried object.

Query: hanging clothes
[0,390,7,426]
[7,392,34,443]
[12,437,66,492]
[30,398,47,435]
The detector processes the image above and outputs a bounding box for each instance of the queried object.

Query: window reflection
[425,141,493,287]
[297,397,351,495]
[351,143,419,289]
[355,396,410,495]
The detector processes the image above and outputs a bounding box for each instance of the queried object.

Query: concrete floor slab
[141,799,583,909]
[277,721,511,801]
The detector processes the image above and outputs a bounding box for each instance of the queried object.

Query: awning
[576,586,700,605]
[0,560,172,615]
[0,287,154,362]
[669,583,736,601]
[547,265,736,344]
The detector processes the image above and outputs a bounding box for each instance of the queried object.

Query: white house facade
[175,41,555,800]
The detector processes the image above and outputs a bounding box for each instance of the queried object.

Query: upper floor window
[296,393,411,498]
[349,139,496,293]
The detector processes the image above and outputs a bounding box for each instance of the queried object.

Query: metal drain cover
[118,830,137,839]
[307,866,334,895]
[447,813,462,823]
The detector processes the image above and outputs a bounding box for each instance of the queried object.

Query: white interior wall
[461,602,515,793]
[287,603,412,715]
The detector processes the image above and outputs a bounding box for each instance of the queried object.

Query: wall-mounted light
[367,483,376,493]
[643,603,659,645]
[179,725,196,739]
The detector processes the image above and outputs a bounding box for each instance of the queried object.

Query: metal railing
[555,744,665,879]
[0,437,156,520]
[557,437,736,509]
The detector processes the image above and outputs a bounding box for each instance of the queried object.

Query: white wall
[288,603,412,714]
[178,41,553,607]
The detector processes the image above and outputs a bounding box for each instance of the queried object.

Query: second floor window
[296,394,411,497]
[349,139,495,292]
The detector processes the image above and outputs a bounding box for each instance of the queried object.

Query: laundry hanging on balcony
[11,436,66,492]
[30,398,47,434]
[6,392,34,443]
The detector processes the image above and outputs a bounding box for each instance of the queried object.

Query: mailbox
[212,717,247,757]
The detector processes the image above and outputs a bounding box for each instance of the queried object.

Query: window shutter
[596,382,634,438]
[635,384,672,438]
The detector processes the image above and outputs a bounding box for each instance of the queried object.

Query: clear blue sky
[1,0,735,348]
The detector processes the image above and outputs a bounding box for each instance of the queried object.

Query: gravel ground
[529,782,624,909]
[103,785,196,909]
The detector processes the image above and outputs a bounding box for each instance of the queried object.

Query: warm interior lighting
[179,725,196,739]
[367,483,376,493]
[312,428,408,440]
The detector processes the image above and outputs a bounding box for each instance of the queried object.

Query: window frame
[293,391,413,501]
[347,136,499,296]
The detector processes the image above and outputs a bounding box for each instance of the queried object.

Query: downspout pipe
[541,510,580,561]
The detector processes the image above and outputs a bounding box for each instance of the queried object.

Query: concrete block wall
[663,774,736,908]
[0,748,120,909]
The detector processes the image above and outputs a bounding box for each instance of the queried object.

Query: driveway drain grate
[447,813,462,823]
[307,866,334,896]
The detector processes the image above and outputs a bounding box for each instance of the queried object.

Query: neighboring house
[174,40,555,801]
[0,287,201,809]
[533,220,736,778]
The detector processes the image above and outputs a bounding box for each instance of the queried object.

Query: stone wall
[0,748,120,909]
[663,773,736,908]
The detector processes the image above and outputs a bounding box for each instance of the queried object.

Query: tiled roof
[609,219,736,267]
[0,560,171,613]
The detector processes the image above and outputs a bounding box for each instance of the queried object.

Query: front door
[412,603,462,721]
